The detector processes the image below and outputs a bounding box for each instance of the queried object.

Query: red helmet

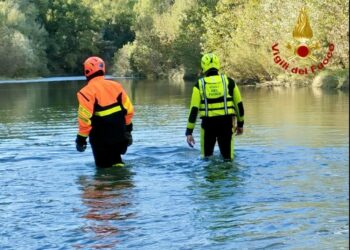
[83,56,105,77]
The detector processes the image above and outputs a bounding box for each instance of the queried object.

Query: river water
[0,78,348,249]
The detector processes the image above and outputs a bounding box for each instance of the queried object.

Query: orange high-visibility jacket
[77,76,134,143]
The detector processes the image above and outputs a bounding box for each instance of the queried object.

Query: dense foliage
[0,0,135,77]
[0,0,348,82]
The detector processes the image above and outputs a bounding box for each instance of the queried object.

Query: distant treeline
[0,0,348,82]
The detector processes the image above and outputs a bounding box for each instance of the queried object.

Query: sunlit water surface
[0,78,348,249]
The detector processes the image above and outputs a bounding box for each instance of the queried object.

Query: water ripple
[0,82,348,249]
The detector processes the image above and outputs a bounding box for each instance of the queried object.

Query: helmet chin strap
[86,70,105,81]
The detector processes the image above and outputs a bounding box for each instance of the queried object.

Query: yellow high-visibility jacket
[186,73,244,135]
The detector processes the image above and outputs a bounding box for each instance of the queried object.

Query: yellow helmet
[201,53,220,73]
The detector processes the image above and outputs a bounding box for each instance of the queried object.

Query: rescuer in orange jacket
[75,56,134,167]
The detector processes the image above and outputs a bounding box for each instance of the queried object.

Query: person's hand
[235,127,243,136]
[125,132,133,146]
[75,135,87,152]
[186,134,195,148]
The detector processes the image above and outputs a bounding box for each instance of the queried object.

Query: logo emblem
[287,7,320,61]
[272,7,334,75]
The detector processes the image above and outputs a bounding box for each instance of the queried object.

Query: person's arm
[186,83,201,147]
[120,88,134,145]
[228,78,244,135]
[120,88,134,130]
[76,87,95,151]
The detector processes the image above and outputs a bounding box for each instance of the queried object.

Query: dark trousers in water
[200,116,234,160]
[91,142,128,168]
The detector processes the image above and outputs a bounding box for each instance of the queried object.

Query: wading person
[75,56,134,167]
[185,53,244,161]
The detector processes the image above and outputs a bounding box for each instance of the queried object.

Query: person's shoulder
[193,79,201,89]
[77,84,93,100]
[109,79,121,84]
[223,74,236,89]
[221,73,234,82]
[114,81,124,89]
[104,78,121,86]
[226,75,236,84]
[78,83,90,93]
[107,79,127,92]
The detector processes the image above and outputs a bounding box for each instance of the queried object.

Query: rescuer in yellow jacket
[186,53,244,161]
[75,56,134,167]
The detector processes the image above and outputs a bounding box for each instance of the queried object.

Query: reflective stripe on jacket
[77,76,134,144]
[186,73,244,134]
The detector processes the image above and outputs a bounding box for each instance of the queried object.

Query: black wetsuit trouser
[91,142,128,168]
[201,116,234,160]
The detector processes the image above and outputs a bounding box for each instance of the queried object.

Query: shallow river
[0,78,348,249]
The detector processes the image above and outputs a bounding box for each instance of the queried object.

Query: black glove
[75,135,87,152]
[126,123,133,132]
[125,132,133,146]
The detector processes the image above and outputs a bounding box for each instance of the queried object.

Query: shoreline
[251,68,349,90]
[1,69,348,90]
[0,75,139,85]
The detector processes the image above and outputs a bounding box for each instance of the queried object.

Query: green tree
[0,1,48,78]
[114,0,174,78]
[34,0,100,75]
[202,0,349,83]
[114,0,215,79]
[82,0,136,71]
[173,0,218,79]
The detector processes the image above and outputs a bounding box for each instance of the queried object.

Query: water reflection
[241,86,349,148]
[76,167,135,249]
[203,159,241,183]
[191,159,245,206]
[189,160,248,245]
[128,78,191,105]
[0,78,192,124]
[0,81,82,124]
